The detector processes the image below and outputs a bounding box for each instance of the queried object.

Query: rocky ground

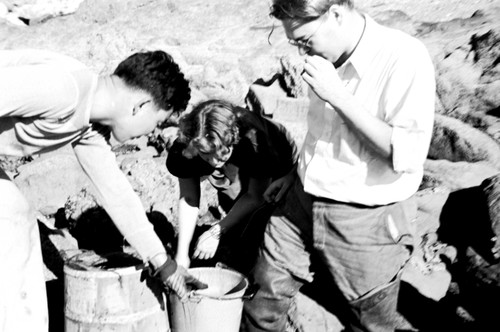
[1,0,500,331]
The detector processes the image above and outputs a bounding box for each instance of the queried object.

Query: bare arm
[175,177,201,268]
[72,129,170,271]
[218,176,270,233]
[192,176,270,260]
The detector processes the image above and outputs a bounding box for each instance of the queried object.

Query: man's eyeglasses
[288,14,326,54]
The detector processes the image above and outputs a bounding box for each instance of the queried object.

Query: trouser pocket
[384,197,418,250]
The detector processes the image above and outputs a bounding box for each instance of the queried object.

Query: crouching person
[0,49,206,332]
[166,100,297,274]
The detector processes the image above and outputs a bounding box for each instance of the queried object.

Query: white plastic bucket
[64,250,170,332]
[169,267,249,332]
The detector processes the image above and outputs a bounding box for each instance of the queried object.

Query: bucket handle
[186,282,259,302]
[242,282,259,300]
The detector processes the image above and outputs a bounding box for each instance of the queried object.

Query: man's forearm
[330,94,393,161]
[149,252,169,270]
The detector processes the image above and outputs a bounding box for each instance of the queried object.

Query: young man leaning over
[0,49,206,332]
[243,0,435,331]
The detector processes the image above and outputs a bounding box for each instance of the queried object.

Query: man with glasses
[244,0,435,331]
[0,49,206,331]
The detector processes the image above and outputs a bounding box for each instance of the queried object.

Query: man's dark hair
[114,50,190,114]
[270,0,353,21]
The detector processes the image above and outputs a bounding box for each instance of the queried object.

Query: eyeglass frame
[287,13,328,54]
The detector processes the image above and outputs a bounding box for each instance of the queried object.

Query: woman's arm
[220,176,270,232]
[193,176,270,260]
[175,177,201,268]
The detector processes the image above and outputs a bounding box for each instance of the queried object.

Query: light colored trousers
[0,168,48,332]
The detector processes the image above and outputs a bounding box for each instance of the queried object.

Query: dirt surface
[1,1,500,331]
[357,0,497,22]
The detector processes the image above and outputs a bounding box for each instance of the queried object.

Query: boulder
[422,159,499,191]
[481,174,500,261]
[420,9,500,145]
[415,187,451,237]
[245,76,309,148]
[428,114,500,168]
[14,149,93,216]
[5,0,85,25]
[118,154,218,230]
[439,174,500,267]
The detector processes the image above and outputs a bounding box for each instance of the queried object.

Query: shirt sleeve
[0,49,87,70]
[383,38,436,173]
[0,65,77,119]
[72,126,166,262]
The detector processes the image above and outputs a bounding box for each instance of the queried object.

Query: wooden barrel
[64,250,170,332]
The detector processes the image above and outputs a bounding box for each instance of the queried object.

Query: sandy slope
[357,0,498,22]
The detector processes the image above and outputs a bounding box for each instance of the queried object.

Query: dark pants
[243,178,417,332]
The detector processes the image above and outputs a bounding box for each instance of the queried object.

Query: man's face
[283,13,346,64]
[111,97,174,143]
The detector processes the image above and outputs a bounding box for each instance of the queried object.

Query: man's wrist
[150,252,169,270]
[152,255,178,280]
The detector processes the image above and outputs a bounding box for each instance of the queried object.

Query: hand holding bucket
[152,256,208,301]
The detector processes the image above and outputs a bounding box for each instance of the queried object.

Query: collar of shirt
[340,14,380,80]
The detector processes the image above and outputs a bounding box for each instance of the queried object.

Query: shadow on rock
[38,221,66,332]
[437,181,500,328]
[56,207,176,256]
[61,206,125,255]
[439,186,497,264]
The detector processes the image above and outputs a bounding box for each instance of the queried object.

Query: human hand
[264,172,295,203]
[193,224,221,260]
[302,55,349,106]
[153,259,207,301]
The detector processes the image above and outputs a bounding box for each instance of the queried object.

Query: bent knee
[243,297,290,332]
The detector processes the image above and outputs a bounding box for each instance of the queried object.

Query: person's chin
[214,162,226,168]
[110,131,130,144]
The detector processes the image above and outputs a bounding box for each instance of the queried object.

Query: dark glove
[153,257,208,301]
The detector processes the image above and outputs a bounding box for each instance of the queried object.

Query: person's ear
[132,98,152,116]
[328,4,342,23]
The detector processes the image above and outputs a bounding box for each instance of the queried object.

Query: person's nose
[298,45,309,56]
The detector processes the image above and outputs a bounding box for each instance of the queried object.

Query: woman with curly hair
[167,99,297,274]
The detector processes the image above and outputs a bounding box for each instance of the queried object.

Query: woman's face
[198,146,233,168]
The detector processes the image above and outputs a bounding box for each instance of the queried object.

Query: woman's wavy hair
[178,100,240,159]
